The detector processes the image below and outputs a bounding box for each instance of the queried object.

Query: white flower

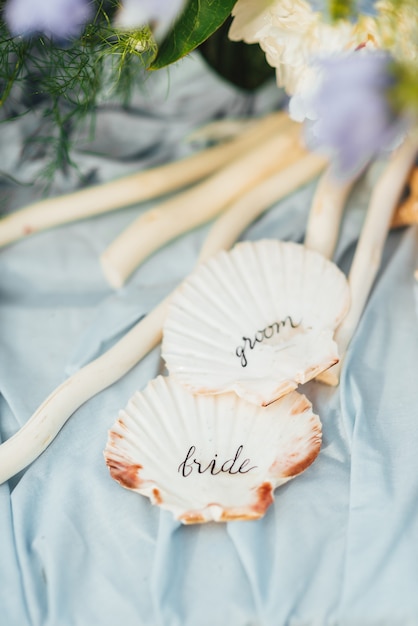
[229,0,381,121]
[375,0,418,65]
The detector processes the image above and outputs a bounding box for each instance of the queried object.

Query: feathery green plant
[0,0,156,186]
[0,0,416,187]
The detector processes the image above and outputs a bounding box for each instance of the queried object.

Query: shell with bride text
[104,376,322,524]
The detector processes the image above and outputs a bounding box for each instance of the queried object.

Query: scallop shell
[104,376,322,524]
[162,240,349,406]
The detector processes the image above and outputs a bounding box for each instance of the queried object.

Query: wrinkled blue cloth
[0,53,417,626]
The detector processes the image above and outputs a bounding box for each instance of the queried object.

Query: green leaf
[150,0,237,70]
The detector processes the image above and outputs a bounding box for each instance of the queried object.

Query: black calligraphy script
[235,316,301,367]
[178,445,257,477]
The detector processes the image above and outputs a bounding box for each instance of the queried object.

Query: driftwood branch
[0,152,324,485]
[318,137,417,386]
[304,169,358,260]
[0,112,291,248]
[199,152,327,258]
[100,125,305,287]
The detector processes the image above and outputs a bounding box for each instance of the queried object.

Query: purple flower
[4,0,93,39]
[115,0,186,40]
[307,52,405,179]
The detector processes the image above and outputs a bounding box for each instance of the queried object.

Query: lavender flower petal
[307,52,405,178]
[4,0,93,39]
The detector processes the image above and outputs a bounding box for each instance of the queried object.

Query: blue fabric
[1,53,417,626]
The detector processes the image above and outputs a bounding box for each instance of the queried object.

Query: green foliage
[0,0,415,186]
[151,0,237,70]
[0,0,244,185]
[0,1,156,186]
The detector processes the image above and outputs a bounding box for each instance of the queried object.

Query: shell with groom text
[162,240,350,406]
[104,376,322,524]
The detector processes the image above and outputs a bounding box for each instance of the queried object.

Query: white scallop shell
[162,240,349,406]
[104,376,322,524]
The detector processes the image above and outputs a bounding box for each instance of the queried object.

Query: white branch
[304,168,358,260]
[0,112,291,248]
[318,137,417,386]
[100,125,306,287]
[0,153,324,485]
[0,299,168,485]
[199,152,327,259]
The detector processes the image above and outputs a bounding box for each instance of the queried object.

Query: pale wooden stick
[0,299,168,485]
[0,153,322,485]
[0,111,291,248]
[199,152,327,258]
[101,126,305,287]
[304,168,358,259]
[318,137,417,386]
[185,118,256,144]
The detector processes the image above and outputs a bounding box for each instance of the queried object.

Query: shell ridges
[162,240,350,405]
[104,376,322,524]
